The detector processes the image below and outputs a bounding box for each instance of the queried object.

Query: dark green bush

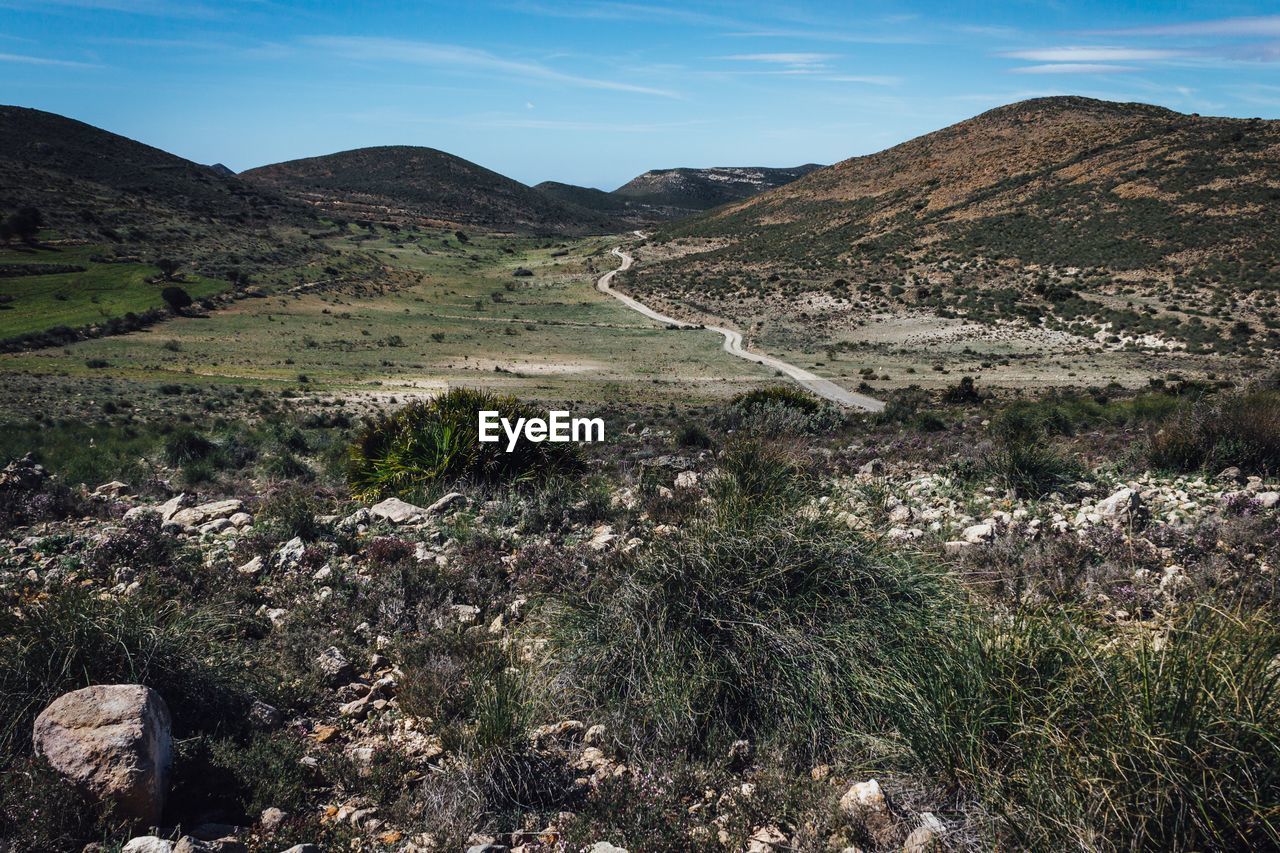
[346,388,579,500]
[547,457,950,760]
[983,406,1082,498]
[1148,389,1280,476]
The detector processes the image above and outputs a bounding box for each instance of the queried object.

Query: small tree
[156,258,181,280]
[161,286,192,313]
[2,207,43,244]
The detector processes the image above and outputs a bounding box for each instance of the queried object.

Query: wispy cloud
[0,0,221,17]
[722,52,836,68]
[1100,15,1280,38]
[1001,46,1186,62]
[1011,63,1137,75]
[0,50,100,68]
[306,36,679,98]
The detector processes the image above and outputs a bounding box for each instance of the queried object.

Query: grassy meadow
[1,227,767,410]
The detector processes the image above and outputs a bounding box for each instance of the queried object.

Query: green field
[0,244,228,340]
[0,228,770,406]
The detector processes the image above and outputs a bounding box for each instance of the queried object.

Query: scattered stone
[314,647,353,685]
[674,470,699,489]
[943,540,973,556]
[275,537,306,567]
[902,812,946,853]
[589,844,628,853]
[369,497,429,524]
[745,825,788,852]
[425,491,465,514]
[154,493,195,523]
[95,480,131,497]
[1096,487,1148,527]
[171,499,243,528]
[839,779,886,815]
[33,684,172,825]
[584,723,607,747]
[237,556,264,576]
[248,700,282,729]
[260,807,287,831]
[859,459,885,477]
[121,838,173,853]
[962,523,994,544]
[1258,491,1280,509]
[277,846,321,853]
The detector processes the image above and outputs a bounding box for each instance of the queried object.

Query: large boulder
[33,684,172,824]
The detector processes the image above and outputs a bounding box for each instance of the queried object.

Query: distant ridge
[611,164,824,217]
[242,146,614,235]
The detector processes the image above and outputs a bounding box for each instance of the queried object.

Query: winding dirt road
[597,244,885,413]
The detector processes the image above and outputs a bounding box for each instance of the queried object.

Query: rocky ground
[2,382,1279,852]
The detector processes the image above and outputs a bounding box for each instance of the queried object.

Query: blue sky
[3,1,1279,189]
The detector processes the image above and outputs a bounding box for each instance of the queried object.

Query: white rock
[1257,491,1280,509]
[33,685,172,824]
[237,555,264,575]
[745,825,788,852]
[903,812,946,853]
[426,491,466,514]
[122,838,174,853]
[369,497,429,524]
[839,778,887,815]
[674,470,699,489]
[962,523,994,544]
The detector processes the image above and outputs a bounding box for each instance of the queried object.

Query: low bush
[547,451,951,760]
[346,388,580,500]
[982,405,1082,498]
[1148,389,1280,476]
[724,386,844,436]
[886,603,1280,850]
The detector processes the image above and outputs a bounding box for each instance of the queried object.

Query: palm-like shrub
[347,388,578,500]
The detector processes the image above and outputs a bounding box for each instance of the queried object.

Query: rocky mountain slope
[612,163,823,217]
[242,146,615,235]
[633,97,1280,356]
[0,106,316,251]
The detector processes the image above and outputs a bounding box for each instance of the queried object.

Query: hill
[633,97,1280,357]
[0,106,312,243]
[612,164,823,217]
[243,146,614,235]
[0,106,370,349]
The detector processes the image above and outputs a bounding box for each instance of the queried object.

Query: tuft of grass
[983,405,1082,498]
[1148,388,1280,476]
[346,388,580,501]
[885,603,1280,851]
[546,450,951,761]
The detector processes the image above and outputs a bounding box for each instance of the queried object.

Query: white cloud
[722,52,836,66]
[306,36,679,99]
[1102,15,1280,37]
[0,50,99,68]
[1001,47,1185,62]
[1010,63,1137,75]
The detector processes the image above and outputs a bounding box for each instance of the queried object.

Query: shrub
[885,603,1280,850]
[162,428,216,466]
[346,389,579,500]
[255,484,329,542]
[1148,389,1280,476]
[725,386,844,436]
[983,406,1082,498]
[546,465,950,760]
